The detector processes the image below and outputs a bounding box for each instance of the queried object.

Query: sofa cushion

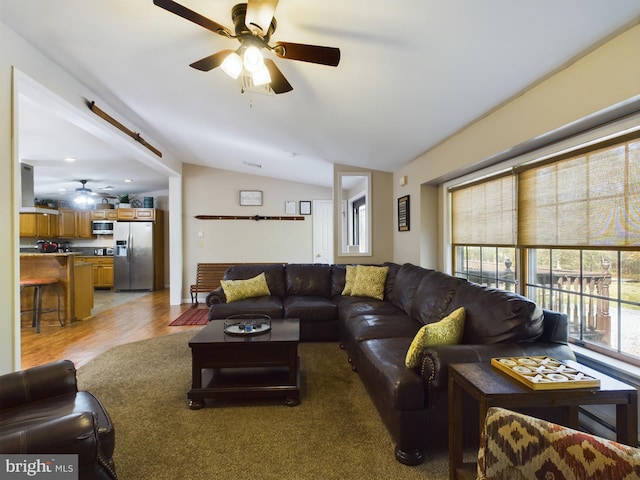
[389,263,433,315]
[283,296,337,322]
[331,264,347,296]
[286,264,332,297]
[350,265,389,300]
[344,314,422,342]
[335,296,405,323]
[405,307,465,368]
[220,272,270,303]
[208,296,283,320]
[223,264,286,298]
[410,270,461,325]
[447,280,544,344]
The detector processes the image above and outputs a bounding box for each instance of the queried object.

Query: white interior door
[312,200,333,264]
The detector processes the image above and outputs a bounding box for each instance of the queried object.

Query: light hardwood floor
[20,289,202,369]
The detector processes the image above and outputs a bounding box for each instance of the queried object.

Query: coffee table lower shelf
[188,363,301,408]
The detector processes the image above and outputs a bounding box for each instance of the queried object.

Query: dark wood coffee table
[188,318,300,409]
[448,361,638,480]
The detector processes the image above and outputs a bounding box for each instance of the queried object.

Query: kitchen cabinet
[117,207,156,221]
[75,256,114,289]
[58,209,95,239]
[92,209,118,220]
[19,212,59,238]
[58,209,77,238]
[74,263,94,319]
[76,210,94,238]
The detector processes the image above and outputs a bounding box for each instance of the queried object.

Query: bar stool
[20,277,64,333]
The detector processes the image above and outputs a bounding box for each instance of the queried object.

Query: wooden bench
[190,263,233,305]
[190,262,287,305]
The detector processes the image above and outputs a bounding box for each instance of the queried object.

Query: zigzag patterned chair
[477,407,640,480]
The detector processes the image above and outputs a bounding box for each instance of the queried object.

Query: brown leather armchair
[0,360,117,480]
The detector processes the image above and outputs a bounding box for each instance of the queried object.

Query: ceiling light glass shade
[252,64,271,86]
[73,194,95,206]
[221,52,243,79]
[243,46,264,73]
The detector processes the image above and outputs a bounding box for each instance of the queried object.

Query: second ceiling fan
[153,0,341,94]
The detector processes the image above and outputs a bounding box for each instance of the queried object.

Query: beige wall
[393,24,640,270]
[182,164,332,301]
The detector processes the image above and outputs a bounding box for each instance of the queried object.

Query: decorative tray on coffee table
[223,314,271,336]
[491,356,600,390]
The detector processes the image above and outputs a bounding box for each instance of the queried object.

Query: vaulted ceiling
[2,1,640,201]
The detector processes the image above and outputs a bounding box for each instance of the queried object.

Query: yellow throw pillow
[404,307,465,368]
[220,272,271,303]
[341,265,357,295]
[350,265,389,300]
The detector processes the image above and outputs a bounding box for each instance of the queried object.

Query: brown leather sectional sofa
[207,262,575,465]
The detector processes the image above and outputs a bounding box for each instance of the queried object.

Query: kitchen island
[20,253,94,326]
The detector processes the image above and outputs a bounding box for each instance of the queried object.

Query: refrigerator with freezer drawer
[114,221,157,291]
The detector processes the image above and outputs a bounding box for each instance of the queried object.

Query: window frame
[444,110,640,366]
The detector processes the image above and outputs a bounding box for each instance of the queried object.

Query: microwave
[92,220,115,235]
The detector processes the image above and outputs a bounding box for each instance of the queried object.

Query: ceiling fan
[73,180,116,206]
[153,0,341,94]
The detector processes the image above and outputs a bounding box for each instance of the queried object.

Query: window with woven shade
[449,130,640,365]
[518,137,640,247]
[451,174,516,246]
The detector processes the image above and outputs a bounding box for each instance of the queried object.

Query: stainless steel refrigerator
[114,221,156,291]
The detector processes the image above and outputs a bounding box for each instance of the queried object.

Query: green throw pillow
[404,307,465,368]
[341,265,357,295]
[350,265,389,300]
[221,272,271,303]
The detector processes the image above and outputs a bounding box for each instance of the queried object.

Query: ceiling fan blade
[245,0,278,35]
[273,42,340,67]
[189,50,235,72]
[153,0,231,37]
[264,59,293,94]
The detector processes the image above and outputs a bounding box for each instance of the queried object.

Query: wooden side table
[448,361,638,480]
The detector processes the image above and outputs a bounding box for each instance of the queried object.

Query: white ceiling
[2,1,640,202]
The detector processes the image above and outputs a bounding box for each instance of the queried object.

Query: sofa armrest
[477,407,640,480]
[0,412,96,457]
[0,360,77,410]
[206,286,227,306]
[419,343,576,391]
[0,412,117,479]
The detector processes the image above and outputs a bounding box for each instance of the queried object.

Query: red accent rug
[169,308,209,326]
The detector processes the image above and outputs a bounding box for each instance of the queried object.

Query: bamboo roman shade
[451,174,516,245]
[519,138,640,247]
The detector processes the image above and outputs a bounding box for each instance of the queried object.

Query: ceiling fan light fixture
[73,180,95,207]
[73,194,95,206]
[243,45,264,73]
[252,63,271,86]
[221,51,243,79]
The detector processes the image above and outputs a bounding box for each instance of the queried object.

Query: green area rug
[77,331,455,480]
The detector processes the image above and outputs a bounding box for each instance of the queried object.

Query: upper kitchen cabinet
[92,210,118,220]
[116,208,156,221]
[19,211,59,238]
[57,209,94,239]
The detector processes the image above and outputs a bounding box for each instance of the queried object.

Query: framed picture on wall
[300,201,312,215]
[285,200,296,215]
[239,190,263,206]
[398,195,410,231]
